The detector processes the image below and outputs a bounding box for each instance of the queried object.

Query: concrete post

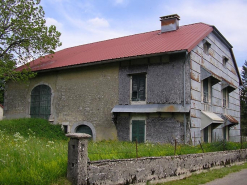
[66,133,91,185]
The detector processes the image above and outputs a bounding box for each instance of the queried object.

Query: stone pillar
[66,133,91,185]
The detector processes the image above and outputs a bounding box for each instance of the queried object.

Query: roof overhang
[221,114,238,127]
[111,104,190,113]
[201,66,221,86]
[201,111,224,130]
[221,79,236,93]
[30,50,188,74]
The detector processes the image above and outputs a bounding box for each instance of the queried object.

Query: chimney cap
[160,14,180,21]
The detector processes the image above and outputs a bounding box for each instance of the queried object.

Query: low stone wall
[88,150,247,185]
[66,134,247,185]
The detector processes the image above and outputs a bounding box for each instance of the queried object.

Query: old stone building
[4,14,241,144]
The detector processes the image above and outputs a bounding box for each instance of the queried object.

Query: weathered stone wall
[4,63,119,141]
[146,117,184,143]
[87,149,247,185]
[118,53,190,105]
[117,113,190,143]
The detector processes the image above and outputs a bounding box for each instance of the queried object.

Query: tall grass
[0,118,68,185]
[1,118,246,184]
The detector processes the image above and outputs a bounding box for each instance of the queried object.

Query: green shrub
[0,118,67,140]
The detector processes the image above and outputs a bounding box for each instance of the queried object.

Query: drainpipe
[183,51,189,144]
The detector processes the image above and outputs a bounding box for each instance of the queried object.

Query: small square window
[203,41,211,55]
[223,57,228,67]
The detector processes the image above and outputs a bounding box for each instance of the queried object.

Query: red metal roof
[18,23,213,72]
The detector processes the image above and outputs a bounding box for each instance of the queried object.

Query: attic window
[223,57,228,67]
[203,40,211,55]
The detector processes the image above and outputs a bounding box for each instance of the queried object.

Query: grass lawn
[157,162,247,185]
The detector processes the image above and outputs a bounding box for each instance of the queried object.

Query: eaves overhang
[31,50,188,74]
[221,114,238,127]
[111,104,190,113]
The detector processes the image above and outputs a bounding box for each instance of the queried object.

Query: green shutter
[30,85,51,120]
[132,120,145,143]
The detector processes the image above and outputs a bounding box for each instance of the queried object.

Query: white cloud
[46,17,63,30]
[87,17,109,28]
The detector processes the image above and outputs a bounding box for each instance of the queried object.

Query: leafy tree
[0,0,62,104]
[240,60,247,136]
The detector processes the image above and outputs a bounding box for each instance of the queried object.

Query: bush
[0,118,67,140]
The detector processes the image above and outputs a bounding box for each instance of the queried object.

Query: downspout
[183,51,189,144]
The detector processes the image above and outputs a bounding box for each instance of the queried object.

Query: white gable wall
[190,32,240,144]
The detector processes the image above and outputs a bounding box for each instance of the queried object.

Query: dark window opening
[203,127,208,143]
[203,78,209,103]
[203,41,211,55]
[223,57,228,67]
[76,125,93,137]
[30,85,51,120]
[132,74,146,101]
[63,125,68,133]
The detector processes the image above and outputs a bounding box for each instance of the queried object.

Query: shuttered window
[30,85,51,120]
[132,120,145,143]
[132,74,146,101]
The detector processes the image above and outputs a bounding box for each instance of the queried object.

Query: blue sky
[41,0,247,70]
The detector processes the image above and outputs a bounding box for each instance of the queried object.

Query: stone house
[4,14,241,144]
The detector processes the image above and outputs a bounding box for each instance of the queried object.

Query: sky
[41,0,247,71]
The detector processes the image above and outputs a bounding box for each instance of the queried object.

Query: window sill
[130,101,146,105]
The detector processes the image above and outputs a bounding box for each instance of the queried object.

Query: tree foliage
[0,0,62,104]
[240,61,247,136]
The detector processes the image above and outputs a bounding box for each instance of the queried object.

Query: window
[131,120,145,143]
[223,126,229,141]
[203,40,211,55]
[223,57,228,67]
[30,85,51,120]
[203,78,209,103]
[63,125,68,134]
[76,125,93,136]
[131,74,146,101]
[222,88,229,108]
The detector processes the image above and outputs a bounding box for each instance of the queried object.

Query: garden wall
[66,134,247,185]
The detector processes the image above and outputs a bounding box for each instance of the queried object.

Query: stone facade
[4,63,119,141]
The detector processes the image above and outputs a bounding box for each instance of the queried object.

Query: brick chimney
[160,14,180,33]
